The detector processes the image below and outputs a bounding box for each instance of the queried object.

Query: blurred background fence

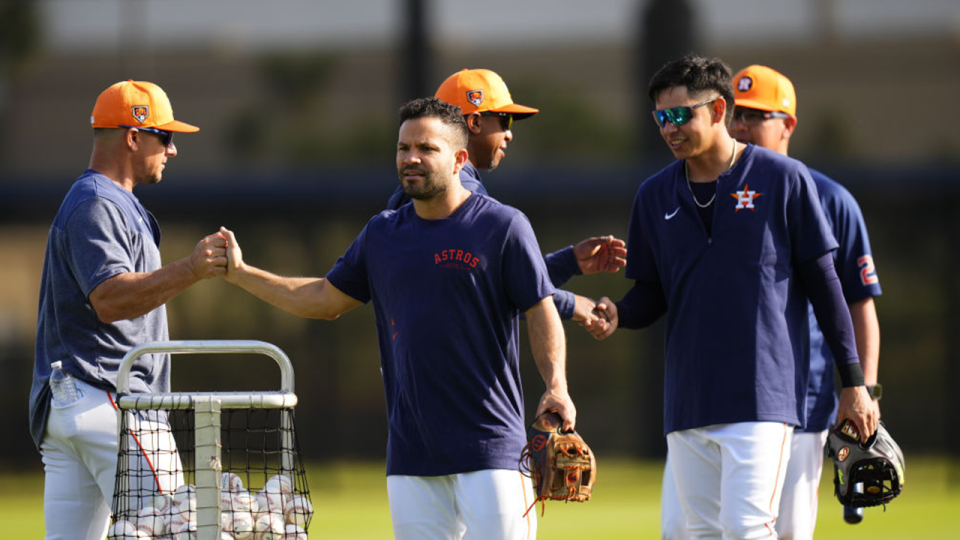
[1,0,959,470]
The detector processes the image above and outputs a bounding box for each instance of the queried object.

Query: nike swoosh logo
[664,207,680,220]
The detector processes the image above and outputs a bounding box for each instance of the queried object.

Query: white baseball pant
[775,430,828,540]
[387,468,537,540]
[662,427,826,540]
[666,422,792,540]
[40,378,182,540]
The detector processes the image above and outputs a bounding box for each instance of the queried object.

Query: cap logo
[466,90,483,107]
[737,76,753,93]
[131,106,149,124]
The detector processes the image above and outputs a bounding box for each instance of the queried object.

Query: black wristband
[837,362,865,388]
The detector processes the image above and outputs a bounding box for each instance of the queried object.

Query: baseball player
[29,80,227,539]
[586,54,878,539]
[387,69,627,323]
[660,64,885,540]
[222,97,576,540]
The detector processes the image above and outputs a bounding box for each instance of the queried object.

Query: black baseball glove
[825,419,905,508]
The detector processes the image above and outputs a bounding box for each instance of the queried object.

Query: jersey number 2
[857,255,879,285]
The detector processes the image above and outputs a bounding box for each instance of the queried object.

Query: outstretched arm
[573,235,627,275]
[526,296,576,432]
[90,232,227,323]
[220,227,362,320]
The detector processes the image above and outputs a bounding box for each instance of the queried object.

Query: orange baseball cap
[733,65,797,116]
[90,80,199,132]
[435,69,539,119]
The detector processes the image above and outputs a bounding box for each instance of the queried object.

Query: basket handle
[116,340,295,395]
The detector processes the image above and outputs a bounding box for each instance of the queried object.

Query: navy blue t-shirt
[624,145,838,434]
[29,170,171,448]
[327,193,556,476]
[802,168,882,432]
[386,162,580,318]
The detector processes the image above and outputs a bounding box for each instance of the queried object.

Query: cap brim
[156,120,200,133]
[489,103,539,120]
[734,98,782,114]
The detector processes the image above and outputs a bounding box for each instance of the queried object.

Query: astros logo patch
[466,90,483,107]
[131,105,149,124]
[737,76,753,92]
[730,183,761,212]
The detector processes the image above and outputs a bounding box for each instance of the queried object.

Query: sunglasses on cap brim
[651,98,718,128]
[120,125,174,147]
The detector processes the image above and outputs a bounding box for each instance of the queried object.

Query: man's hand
[189,232,228,279]
[837,386,880,443]
[581,296,618,340]
[572,295,600,324]
[536,388,577,433]
[574,236,627,275]
[219,226,244,283]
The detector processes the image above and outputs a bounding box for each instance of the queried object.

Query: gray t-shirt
[29,170,171,448]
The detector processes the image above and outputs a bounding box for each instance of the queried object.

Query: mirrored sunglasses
[480,111,513,131]
[651,98,717,128]
[120,125,174,147]
[732,108,790,127]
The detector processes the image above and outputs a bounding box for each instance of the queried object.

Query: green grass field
[2,458,955,539]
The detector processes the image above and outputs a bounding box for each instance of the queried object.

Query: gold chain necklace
[685,142,737,209]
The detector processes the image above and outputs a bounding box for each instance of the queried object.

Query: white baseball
[174,492,197,522]
[221,472,245,493]
[149,493,176,514]
[108,520,144,540]
[174,483,197,497]
[166,508,191,533]
[230,511,256,540]
[282,495,313,528]
[254,491,284,519]
[254,513,285,540]
[231,491,258,513]
[262,474,293,498]
[282,524,307,540]
[170,518,197,540]
[222,532,236,540]
[136,506,167,537]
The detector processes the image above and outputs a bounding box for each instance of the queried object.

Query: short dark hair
[648,53,735,125]
[398,97,469,149]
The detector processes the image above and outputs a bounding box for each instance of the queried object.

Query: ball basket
[109,340,312,540]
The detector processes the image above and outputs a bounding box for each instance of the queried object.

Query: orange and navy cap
[90,80,199,132]
[733,65,796,116]
[435,69,539,120]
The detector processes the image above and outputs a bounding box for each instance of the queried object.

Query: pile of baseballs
[107,473,312,540]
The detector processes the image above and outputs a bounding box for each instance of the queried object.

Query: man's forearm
[526,297,568,394]
[850,296,880,386]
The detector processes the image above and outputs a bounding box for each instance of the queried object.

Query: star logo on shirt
[730,184,762,212]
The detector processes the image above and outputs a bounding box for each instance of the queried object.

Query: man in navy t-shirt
[387,69,628,323]
[222,97,575,540]
[30,80,226,540]
[585,54,879,540]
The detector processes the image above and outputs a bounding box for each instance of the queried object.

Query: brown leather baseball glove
[520,411,596,516]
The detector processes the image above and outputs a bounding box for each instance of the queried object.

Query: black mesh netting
[109,406,311,539]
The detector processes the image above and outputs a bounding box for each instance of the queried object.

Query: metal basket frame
[113,340,304,540]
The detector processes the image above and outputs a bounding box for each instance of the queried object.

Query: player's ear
[453,147,469,173]
[782,115,798,140]
[464,112,484,134]
[713,97,728,125]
